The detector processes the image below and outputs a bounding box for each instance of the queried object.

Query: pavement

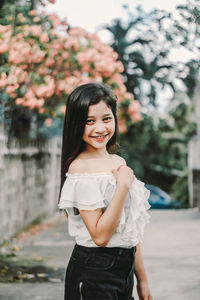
[0,208,200,300]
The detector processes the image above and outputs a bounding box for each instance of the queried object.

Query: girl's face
[82,100,115,151]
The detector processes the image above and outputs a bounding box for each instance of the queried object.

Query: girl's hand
[112,165,135,189]
[137,281,153,300]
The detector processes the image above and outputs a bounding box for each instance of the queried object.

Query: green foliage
[0,0,33,25]
[105,0,200,106]
[105,7,175,106]
[117,103,196,206]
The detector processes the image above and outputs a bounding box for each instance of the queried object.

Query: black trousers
[64,244,136,300]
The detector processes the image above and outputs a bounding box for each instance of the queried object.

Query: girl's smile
[90,133,109,142]
[82,100,115,151]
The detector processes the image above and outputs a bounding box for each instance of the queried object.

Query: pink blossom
[25,88,35,99]
[45,118,52,126]
[52,70,58,76]
[86,48,99,61]
[45,57,55,67]
[6,85,17,94]
[124,92,134,101]
[57,80,66,91]
[37,66,49,75]
[38,108,45,113]
[94,60,115,77]
[48,14,58,21]
[62,52,69,59]
[21,64,28,70]
[52,19,61,28]
[7,16,13,21]
[16,98,25,105]
[0,72,7,88]
[112,52,118,60]
[81,64,91,73]
[40,32,49,43]
[64,37,79,51]
[28,10,37,16]
[115,61,124,73]
[73,70,81,77]
[118,118,127,133]
[24,25,42,37]
[60,106,66,114]
[0,43,9,54]
[77,52,88,65]
[52,41,63,50]
[10,93,16,98]
[18,71,28,84]
[26,98,38,109]
[36,85,48,98]
[0,25,12,33]
[79,76,94,85]
[0,11,136,128]
[37,98,45,107]
[66,76,79,86]
[9,50,23,64]
[17,13,26,23]
[109,74,124,86]
[29,47,45,63]
[128,101,141,115]
[131,112,142,122]
[36,76,55,98]
[68,27,88,37]
[33,17,40,22]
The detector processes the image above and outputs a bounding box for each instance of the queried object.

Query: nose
[94,122,106,134]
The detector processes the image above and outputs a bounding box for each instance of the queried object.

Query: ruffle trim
[115,179,151,244]
[58,200,106,211]
[58,175,106,210]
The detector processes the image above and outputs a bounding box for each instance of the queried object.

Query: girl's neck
[79,149,110,159]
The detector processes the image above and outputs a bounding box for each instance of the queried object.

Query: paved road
[0,208,200,300]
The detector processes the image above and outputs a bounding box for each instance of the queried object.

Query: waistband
[74,243,137,255]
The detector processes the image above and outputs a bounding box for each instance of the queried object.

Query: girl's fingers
[117,164,123,171]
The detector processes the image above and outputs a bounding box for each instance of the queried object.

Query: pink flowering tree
[0,6,141,138]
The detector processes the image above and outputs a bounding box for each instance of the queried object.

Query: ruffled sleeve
[119,178,151,245]
[58,173,106,211]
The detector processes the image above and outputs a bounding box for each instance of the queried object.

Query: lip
[90,134,109,142]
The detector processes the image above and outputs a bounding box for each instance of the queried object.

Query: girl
[58,82,153,300]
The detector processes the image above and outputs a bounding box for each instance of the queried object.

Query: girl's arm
[78,165,134,247]
[134,244,153,300]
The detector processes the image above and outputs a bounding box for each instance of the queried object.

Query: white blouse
[58,172,151,248]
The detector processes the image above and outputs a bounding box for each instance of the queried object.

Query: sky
[44,0,190,61]
[45,0,186,35]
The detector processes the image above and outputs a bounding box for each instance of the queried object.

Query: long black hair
[58,82,119,203]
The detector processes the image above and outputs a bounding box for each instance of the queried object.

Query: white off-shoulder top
[58,171,151,248]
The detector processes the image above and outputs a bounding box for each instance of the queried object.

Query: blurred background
[0,0,200,298]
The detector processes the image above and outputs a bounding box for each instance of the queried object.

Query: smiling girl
[58,82,153,300]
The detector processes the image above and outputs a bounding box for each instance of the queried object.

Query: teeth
[94,136,105,138]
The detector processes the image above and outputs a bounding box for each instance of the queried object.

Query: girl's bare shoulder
[68,158,87,174]
[68,154,127,174]
[112,154,127,166]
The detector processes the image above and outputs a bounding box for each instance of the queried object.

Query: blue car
[145,184,180,209]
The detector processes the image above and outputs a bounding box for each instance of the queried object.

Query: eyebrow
[87,113,112,118]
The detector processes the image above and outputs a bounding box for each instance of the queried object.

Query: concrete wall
[188,80,200,211]
[188,135,200,210]
[0,133,61,244]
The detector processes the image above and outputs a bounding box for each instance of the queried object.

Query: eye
[103,117,112,122]
[86,119,94,124]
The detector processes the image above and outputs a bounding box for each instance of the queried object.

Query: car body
[145,184,181,209]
